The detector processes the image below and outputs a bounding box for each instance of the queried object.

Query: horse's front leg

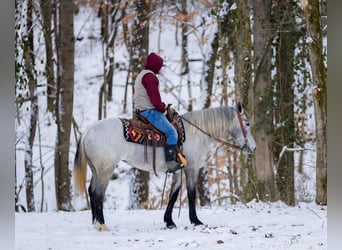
[164,172,182,228]
[185,167,203,226]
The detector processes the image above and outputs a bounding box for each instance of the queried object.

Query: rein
[180,116,243,151]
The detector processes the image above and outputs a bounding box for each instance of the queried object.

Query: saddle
[119,105,186,175]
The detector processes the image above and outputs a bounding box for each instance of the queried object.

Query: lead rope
[160,172,168,209]
[160,168,184,217]
[178,169,183,218]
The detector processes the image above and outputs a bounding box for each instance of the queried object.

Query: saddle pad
[120,118,165,147]
[119,113,186,147]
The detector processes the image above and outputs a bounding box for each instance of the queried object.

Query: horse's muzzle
[242,145,256,154]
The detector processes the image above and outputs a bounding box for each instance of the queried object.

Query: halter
[180,109,249,151]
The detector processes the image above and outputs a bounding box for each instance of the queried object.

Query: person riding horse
[134,52,183,173]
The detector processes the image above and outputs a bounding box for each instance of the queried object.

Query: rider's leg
[140,109,183,173]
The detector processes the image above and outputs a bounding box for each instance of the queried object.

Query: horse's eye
[245,122,250,126]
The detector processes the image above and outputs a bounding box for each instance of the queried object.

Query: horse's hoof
[166,223,177,229]
[193,220,204,226]
[94,220,110,231]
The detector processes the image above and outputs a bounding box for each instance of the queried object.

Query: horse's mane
[182,107,236,142]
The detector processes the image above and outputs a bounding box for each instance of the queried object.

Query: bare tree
[301,0,327,205]
[23,0,37,212]
[198,2,230,207]
[98,1,109,120]
[128,0,150,209]
[41,0,55,113]
[108,1,127,101]
[54,0,75,211]
[179,0,193,111]
[121,3,130,114]
[203,30,219,109]
[251,0,277,201]
[226,0,255,202]
[98,0,128,120]
[273,0,300,206]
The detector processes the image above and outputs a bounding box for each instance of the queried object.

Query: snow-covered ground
[15,4,327,250]
[15,201,326,250]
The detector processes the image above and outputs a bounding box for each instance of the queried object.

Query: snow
[15,201,326,250]
[15,4,327,250]
[306,36,314,44]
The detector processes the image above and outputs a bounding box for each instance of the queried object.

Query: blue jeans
[140,109,178,145]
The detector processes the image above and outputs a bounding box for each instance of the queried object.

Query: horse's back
[85,117,121,141]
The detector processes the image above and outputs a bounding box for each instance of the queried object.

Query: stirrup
[165,163,184,174]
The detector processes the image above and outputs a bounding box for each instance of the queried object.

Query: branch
[276,146,307,170]
[306,206,322,219]
[159,74,188,109]
[72,116,81,143]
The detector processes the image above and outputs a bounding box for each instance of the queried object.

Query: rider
[134,52,183,173]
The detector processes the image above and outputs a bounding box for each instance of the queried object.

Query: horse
[73,102,256,231]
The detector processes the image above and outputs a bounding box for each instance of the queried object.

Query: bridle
[236,110,249,150]
[180,109,249,151]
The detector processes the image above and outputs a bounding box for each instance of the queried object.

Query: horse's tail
[73,132,87,197]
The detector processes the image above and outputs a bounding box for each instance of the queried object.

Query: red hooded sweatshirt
[141,53,165,112]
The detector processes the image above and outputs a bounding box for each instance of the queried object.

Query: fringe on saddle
[119,105,186,176]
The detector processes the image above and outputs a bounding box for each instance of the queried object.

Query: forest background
[14,0,327,216]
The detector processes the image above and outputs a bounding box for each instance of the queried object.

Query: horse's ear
[237,101,242,113]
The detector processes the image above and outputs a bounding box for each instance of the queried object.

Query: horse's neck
[182,107,235,143]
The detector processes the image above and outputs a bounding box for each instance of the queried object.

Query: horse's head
[227,102,256,154]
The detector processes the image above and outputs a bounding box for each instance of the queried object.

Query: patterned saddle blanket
[119,108,185,148]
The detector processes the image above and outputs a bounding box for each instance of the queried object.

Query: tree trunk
[129,0,150,209]
[130,0,150,86]
[121,4,130,114]
[129,168,150,209]
[107,0,120,101]
[107,0,127,102]
[199,5,227,206]
[41,0,55,113]
[231,0,252,108]
[273,0,299,206]
[23,0,36,212]
[179,0,192,111]
[228,0,255,202]
[197,167,211,207]
[251,0,277,201]
[301,0,327,205]
[54,0,74,211]
[98,1,109,120]
[180,0,189,76]
[203,31,219,109]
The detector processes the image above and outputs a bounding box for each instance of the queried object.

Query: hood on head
[145,52,163,74]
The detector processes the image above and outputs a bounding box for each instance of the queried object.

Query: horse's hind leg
[88,178,96,223]
[88,169,110,231]
[164,172,182,228]
[88,176,109,231]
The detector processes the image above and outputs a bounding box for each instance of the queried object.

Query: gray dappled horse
[73,103,256,231]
